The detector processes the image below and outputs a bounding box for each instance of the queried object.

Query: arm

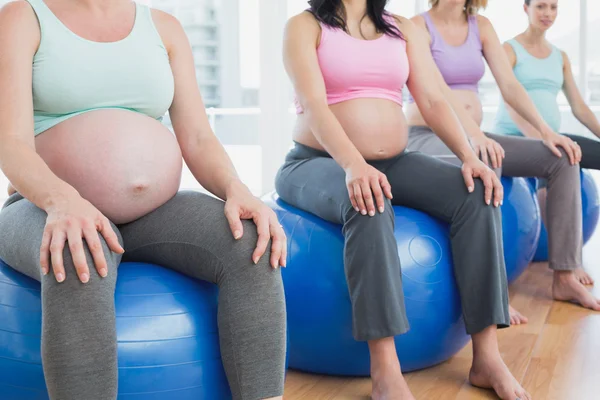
[400,16,502,205]
[152,10,286,268]
[0,2,122,282]
[480,17,553,139]
[0,3,79,211]
[562,51,600,138]
[153,11,244,202]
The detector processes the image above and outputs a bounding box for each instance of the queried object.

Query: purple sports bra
[410,11,485,102]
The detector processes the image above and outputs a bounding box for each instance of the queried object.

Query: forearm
[304,106,365,169]
[421,100,475,162]
[574,107,600,138]
[505,103,544,139]
[182,134,249,201]
[502,82,550,137]
[0,136,79,211]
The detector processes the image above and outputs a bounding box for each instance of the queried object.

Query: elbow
[499,80,521,103]
[300,97,329,118]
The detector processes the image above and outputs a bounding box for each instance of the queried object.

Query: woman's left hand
[224,183,287,269]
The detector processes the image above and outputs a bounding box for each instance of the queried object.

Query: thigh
[384,151,482,223]
[119,191,268,283]
[487,132,564,177]
[0,195,48,280]
[563,133,600,170]
[408,126,461,166]
[276,155,353,224]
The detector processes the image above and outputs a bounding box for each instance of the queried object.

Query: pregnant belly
[35,109,183,224]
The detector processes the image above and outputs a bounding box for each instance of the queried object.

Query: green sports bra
[26,0,175,135]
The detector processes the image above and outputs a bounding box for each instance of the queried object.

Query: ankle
[554,270,576,282]
[471,328,500,359]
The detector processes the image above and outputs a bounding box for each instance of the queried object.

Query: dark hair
[307,0,402,39]
[524,0,531,4]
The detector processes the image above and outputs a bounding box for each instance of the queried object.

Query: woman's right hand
[344,161,393,216]
[461,155,504,207]
[41,193,124,283]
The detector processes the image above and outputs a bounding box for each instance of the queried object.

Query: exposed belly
[35,109,183,224]
[293,99,408,160]
[406,89,483,127]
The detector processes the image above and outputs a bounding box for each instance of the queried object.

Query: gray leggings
[408,126,583,271]
[0,191,286,400]
[275,142,509,341]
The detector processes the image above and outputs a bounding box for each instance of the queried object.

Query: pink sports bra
[295,14,410,114]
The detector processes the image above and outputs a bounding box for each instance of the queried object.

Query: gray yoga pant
[0,191,286,400]
[408,125,583,271]
[275,142,510,341]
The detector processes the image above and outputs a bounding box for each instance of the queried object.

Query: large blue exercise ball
[500,177,542,283]
[533,169,600,262]
[264,192,469,376]
[0,261,231,400]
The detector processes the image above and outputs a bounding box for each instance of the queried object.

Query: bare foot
[509,305,528,325]
[574,267,595,286]
[371,362,415,400]
[469,351,530,399]
[553,271,600,310]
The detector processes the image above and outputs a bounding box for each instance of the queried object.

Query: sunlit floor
[284,173,600,400]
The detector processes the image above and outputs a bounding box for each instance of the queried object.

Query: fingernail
[253,257,259,264]
[368,210,375,217]
[80,273,89,283]
[495,201,499,207]
[354,207,359,212]
[56,273,65,283]
[234,230,242,239]
[99,268,108,278]
[361,210,367,215]
[486,199,491,205]
[468,186,474,193]
[379,207,384,213]
[42,269,48,276]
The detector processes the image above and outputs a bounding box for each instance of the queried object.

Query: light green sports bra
[27,0,175,135]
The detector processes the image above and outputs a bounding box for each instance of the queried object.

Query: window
[587,0,600,105]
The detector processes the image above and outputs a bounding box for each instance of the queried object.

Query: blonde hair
[429,0,488,15]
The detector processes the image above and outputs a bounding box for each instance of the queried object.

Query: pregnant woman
[0,1,286,399]
[406,0,599,320]
[493,0,600,171]
[275,0,529,398]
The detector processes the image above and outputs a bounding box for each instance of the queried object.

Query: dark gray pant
[408,126,583,271]
[563,133,600,170]
[275,143,509,341]
[0,191,286,400]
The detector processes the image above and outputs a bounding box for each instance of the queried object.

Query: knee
[463,181,501,217]
[44,231,121,292]
[342,197,394,232]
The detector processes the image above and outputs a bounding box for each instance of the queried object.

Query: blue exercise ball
[263,192,469,376]
[500,177,541,283]
[533,169,600,262]
[0,261,231,400]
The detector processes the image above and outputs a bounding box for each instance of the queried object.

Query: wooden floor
[284,218,600,399]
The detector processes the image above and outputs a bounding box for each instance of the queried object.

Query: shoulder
[475,14,493,29]
[409,14,426,29]
[285,10,320,36]
[150,8,188,52]
[0,1,40,49]
[390,14,421,42]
